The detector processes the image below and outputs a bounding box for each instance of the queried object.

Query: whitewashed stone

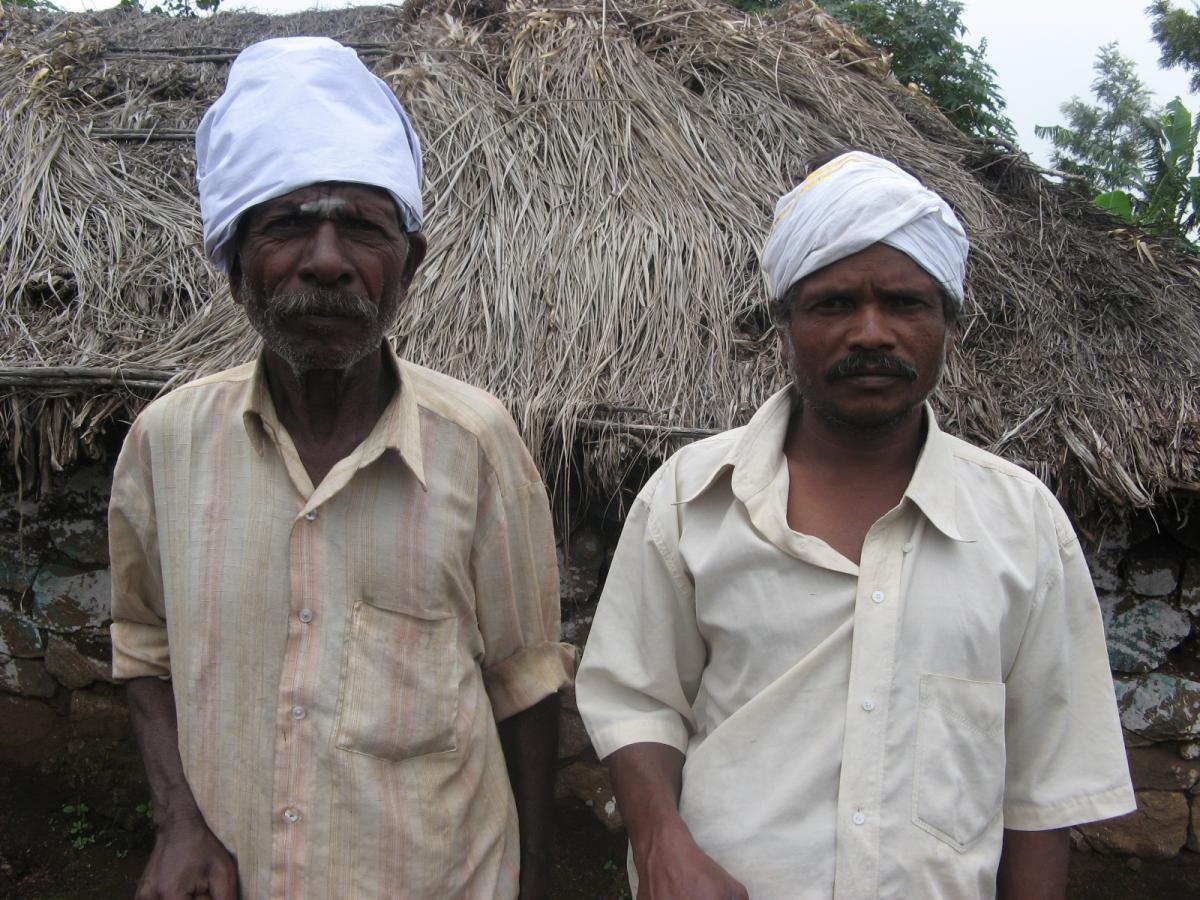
[1077,791,1189,859]
[1179,557,1200,618]
[557,760,623,831]
[558,528,606,607]
[1117,674,1200,741]
[44,634,113,688]
[1087,550,1124,594]
[1127,745,1200,791]
[1127,557,1182,597]
[1098,519,1131,551]
[1105,599,1192,673]
[0,655,57,698]
[30,565,110,631]
[0,604,43,658]
[1191,796,1200,852]
[48,516,109,567]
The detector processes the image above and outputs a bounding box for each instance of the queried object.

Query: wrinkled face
[781,243,952,431]
[231,182,424,374]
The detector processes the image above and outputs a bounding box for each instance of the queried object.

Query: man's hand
[607,742,749,900]
[632,815,748,900]
[498,692,560,900]
[126,677,240,899]
[136,814,239,900]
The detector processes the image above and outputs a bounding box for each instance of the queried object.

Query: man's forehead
[793,243,942,294]
[255,182,399,220]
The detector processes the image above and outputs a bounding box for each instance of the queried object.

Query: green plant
[1094,96,1200,248]
[61,803,96,851]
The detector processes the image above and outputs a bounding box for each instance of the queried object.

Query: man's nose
[298,222,354,288]
[847,303,895,348]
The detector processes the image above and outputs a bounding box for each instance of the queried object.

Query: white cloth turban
[196,37,424,273]
[760,151,969,308]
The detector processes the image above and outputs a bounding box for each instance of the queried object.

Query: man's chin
[808,397,922,433]
[266,337,383,376]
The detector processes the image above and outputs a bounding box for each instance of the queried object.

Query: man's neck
[781,401,927,564]
[783,401,926,476]
[260,344,396,485]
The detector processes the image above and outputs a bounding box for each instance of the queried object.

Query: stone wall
[0,466,116,752]
[1078,516,1200,858]
[2,464,1199,860]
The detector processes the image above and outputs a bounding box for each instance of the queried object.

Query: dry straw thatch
[1,0,1198,527]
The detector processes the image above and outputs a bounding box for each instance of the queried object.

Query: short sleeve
[1002,509,1136,829]
[575,471,708,760]
[472,464,574,722]
[108,416,171,681]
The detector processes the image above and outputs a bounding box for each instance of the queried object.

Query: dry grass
[1,0,1199,526]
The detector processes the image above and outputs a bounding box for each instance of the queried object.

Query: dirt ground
[1,728,1198,900]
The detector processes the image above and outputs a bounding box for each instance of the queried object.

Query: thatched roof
[1,0,1198,527]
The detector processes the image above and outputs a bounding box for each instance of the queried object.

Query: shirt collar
[239,343,427,489]
[904,408,971,542]
[685,386,971,542]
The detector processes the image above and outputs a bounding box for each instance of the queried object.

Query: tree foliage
[1148,0,1200,93]
[116,0,221,15]
[1034,43,1156,193]
[1096,98,1200,244]
[813,0,1014,141]
[0,0,61,10]
[725,0,1012,141]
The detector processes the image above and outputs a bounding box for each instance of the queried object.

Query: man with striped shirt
[109,37,573,900]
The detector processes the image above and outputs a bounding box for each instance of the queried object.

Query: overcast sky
[50,0,1200,166]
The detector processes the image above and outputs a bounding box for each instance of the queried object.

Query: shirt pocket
[911,673,1006,851]
[334,600,460,761]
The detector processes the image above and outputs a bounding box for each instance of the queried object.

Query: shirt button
[853,811,866,826]
[871,590,885,604]
[862,699,876,712]
[291,706,306,720]
[303,510,318,521]
[298,608,314,624]
[902,542,914,553]
[283,807,301,824]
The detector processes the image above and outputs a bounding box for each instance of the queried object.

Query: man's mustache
[268,289,375,323]
[827,353,917,382]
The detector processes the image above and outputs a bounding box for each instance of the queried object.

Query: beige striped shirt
[110,347,574,899]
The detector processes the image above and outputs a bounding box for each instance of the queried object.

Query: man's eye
[263,214,304,231]
[343,218,385,235]
[813,296,851,310]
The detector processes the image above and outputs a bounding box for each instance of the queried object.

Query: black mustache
[827,353,917,381]
[270,289,374,322]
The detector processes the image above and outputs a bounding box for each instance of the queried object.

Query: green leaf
[1095,190,1135,222]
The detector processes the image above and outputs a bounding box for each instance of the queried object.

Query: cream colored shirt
[577,387,1134,900]
[110,348,574,900]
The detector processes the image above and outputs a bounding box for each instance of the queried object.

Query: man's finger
[208,863,240,900]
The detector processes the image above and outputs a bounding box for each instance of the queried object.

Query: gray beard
[239,276,398,376]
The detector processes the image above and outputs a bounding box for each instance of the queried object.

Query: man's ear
[401,232,428,289]
[777,324,792,367]
[228,257,244,306]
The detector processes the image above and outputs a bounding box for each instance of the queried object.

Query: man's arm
[126,677,239,900]
[606,742,747,900]
[996,827,1069,900]
[498,692,561,900]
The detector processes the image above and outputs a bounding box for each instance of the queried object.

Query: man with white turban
[109,37,573,900]
[576,151,1133,899]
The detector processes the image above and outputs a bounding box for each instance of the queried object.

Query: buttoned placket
[832,507,920,899]
[268,496,327,896]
